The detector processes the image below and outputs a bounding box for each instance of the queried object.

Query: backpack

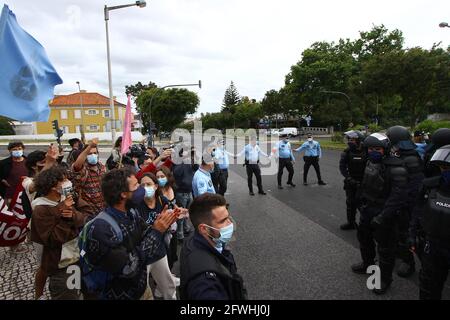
[78,211,123,295]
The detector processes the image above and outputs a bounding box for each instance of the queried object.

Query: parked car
[267,128,280,136]
[277,127,298,137]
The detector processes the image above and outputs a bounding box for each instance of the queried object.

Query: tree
[125,81,157,100]
[136,88,199,133]
[222,81,241,113]
[0,116,15,135]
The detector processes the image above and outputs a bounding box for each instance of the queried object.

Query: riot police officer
[339,130,366,230]
[423,128,450,178]
[417,145,450,299]
[351,131,417,294]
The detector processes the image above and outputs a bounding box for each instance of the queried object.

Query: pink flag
[121,94,132,155]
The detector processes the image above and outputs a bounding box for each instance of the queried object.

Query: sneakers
[397,262,415,278]
[249,191,255,196]
[287,182,296,187]
[278,185,284,189]
[318,181,327,186]
[373,280,392,295]
[258,191,267,195]
[340,222,357,231]
[351,262,371,274]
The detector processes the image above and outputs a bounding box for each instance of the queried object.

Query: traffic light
[52,120,59,131]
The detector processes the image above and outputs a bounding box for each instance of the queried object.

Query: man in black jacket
[180,193,247,300]
[339,130,366,230]
[0,141,27,202]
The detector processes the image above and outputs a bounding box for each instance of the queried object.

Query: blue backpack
[78,211,123,295]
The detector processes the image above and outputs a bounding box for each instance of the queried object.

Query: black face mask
[348,142,358,151]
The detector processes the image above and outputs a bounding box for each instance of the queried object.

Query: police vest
[180,236,247,300]
[422,178,450,246]
[345,149,366,180]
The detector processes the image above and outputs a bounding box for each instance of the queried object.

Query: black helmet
[431,128,450,149]
[386,125,415,150]
[363,133,390,149]
[344,130,365,141]
[430,145,450,167]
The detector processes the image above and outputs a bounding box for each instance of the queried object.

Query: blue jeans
[175,192,193,239]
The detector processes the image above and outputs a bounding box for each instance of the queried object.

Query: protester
[66,138,83,167]
[79,168,179,300]
[180,193,247,300]
[72,138,106,214]
[0,141,28,203]
[30,165,88,300]
[135,148,174,181]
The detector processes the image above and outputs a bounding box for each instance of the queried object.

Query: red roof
[50,92,125,107]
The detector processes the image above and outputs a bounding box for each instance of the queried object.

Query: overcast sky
[3,0,450,116]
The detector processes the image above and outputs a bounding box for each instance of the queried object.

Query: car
[267,129,280,136]
[277,127,298,137]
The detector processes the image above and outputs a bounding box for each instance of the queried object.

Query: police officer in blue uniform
[192,152,216,198]
[274,135,296,189]
[416,145,450,299]
[339,130,366,230]
[180,193,247,300]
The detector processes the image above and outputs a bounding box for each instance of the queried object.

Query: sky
[3,0,450,116]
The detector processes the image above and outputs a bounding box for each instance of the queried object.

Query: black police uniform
[418,176,450,299]
[180,232,247,300]
[356,154,412,290]
[339,147,366,227]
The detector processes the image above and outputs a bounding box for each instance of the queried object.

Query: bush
[331,132,344,142]
[415,120,450,134]
[0,117,15,135]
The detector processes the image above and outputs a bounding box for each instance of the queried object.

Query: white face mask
[307,138,313,142]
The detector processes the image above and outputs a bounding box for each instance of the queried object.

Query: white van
[277,127,298,137]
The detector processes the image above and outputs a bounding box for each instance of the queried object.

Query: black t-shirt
[136,196,166,226]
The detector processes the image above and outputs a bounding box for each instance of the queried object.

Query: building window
[60,110,68,119]
[87,109,98,116]
[74,110,81,119]
[88,125,99,131]
[103,109,110,118]
[62,126,69,134]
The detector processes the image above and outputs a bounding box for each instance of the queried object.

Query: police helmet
[386,125,416,150]
[344,130,365,142]
[363,133,390,149]
[431,128,450,149]
[430,145,450,167]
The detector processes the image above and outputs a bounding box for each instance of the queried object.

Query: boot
[351,262,371,274]
[373,279,392,295]
[397,262,415,278]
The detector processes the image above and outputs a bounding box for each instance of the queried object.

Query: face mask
[205,222,234,253]
[87,154,98,165]
[348,142,358,151]
[144,186,156,199]
[368,151,383,162]
[307,138,313,142]
[442,171,450,186]
[131,186,146,204]
[11,150,23,158]
[158,177,168,187]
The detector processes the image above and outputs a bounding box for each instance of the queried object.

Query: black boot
[397,262,415,278]
[351,262,371,274]
[373,280,392,295]
[340,222,357,231]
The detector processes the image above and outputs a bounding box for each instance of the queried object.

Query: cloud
[3,0,450,117]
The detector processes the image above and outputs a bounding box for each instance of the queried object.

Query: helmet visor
[430,147,450,166]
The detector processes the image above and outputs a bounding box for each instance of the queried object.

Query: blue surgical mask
[158,177,168,187]
[206,222,234,253]
[11,150,23,158]
[368,150,383,162]
[87,154,98,165]
[144,186,156,199]
[442,171,450,186]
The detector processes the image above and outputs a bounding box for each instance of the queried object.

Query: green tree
[0,116,15,135]
[136,88,199,133]
[222,81,241,113]
[125,81,157,100]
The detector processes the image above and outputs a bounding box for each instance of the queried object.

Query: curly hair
[34,165,66,196]
[25,150,46,177]
[8,141,24,150]
[102,168,134,207]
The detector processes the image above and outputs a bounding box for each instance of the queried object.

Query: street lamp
[147,81,202,147]
[104,1,147,146]
[76,81,86,143]
[439,22,449,28]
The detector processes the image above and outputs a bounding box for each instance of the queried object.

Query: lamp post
[147,80,202,147]
[76,81,86,144]
[104,1,147,146]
